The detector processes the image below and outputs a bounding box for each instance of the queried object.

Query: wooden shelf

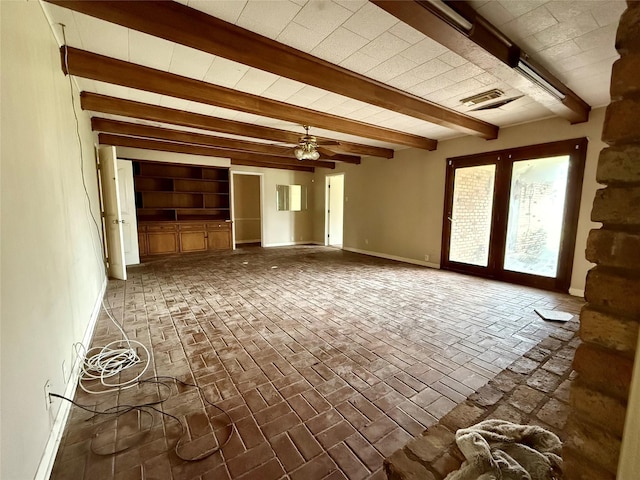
[133,160,231,223]
[133,160,233,254]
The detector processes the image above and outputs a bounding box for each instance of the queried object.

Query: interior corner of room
[1,0,636,479]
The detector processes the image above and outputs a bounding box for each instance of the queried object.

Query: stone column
[563,3,640,479]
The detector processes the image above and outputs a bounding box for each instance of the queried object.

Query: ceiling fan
[293,125,339,160]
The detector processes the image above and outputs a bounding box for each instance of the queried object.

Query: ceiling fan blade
[317,140,340,146]
[317,146,337,157]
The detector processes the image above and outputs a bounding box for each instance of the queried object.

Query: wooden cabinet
[133,160,233,257]
[138,221,232,257]
[206,223,232,250]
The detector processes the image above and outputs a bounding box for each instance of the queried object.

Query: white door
[117,159,140,265]
[99,146,127,280]
[326,174,344,247]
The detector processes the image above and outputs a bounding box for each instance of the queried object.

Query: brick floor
[50,246,583,479]
[385,316,581,479]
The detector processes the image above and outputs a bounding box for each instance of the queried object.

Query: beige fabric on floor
[444,419,562,480]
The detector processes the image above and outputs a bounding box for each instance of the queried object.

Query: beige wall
[116,147,316,247]
[314,108,607,295]
[232,165,315,246]
[1,4,106,479]
[233,174,261,243]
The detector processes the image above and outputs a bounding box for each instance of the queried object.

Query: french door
[441,138,587,292]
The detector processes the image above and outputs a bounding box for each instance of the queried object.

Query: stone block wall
[563,2,640,478]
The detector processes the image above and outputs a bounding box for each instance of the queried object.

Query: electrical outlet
[365,239,369,245]
[424,254,430,262]
[62,360,68,382]
[44,380,52,410]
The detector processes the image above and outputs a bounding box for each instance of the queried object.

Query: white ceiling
[42,0,625,153]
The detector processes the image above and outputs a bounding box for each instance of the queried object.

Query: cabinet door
[207,231,230,250]
[206,225,231,250]
[181,231,207,252]
[147,232,179,255]
[138,232,147,257]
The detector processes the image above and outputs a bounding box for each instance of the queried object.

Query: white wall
[0,4,106,479]
[314,108,607,296]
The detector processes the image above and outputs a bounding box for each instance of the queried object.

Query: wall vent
[460,89,504,107]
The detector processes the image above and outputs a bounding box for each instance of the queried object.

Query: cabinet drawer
[146,223,178,232]
[179,223,206,231]
[206,222,231,230]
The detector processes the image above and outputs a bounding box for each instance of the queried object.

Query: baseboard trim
[343,247,440,269]
[262,241,314,247]
[569,287,585,298]
[35,277,107,480]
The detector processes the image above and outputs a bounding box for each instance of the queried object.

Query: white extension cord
[75,302,151,394]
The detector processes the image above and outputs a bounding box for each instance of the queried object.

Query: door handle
[111,219,125,224]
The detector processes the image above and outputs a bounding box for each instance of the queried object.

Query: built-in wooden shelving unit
[133,161,230,222]
[132,161,233,256]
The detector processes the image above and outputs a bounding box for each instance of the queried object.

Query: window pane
[503,155,570,277]
[449,164,496,267]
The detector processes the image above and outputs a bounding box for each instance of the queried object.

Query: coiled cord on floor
[75,302,151,394]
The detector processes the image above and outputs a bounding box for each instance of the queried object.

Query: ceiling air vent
[460,89,504,107]
[471,95,524,111]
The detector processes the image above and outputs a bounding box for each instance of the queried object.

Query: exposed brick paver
[50,246,582,479]
[385,316,581,479]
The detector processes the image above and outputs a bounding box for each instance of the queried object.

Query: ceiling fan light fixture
[294,143,320,160]
[294,125,321,160]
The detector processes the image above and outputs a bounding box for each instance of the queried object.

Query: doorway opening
[231,172,263,248]
[325,173,344,248]
[441,138,587,292]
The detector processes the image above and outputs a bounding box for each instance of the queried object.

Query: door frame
[441,137,588,292]
[230,170,264,249]
[325,173,345,247]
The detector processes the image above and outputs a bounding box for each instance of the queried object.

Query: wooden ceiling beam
[47,0,497,139]
[98,134,333,170]
[82,93,388,159]
[372,0,590,124]
[229,158,313,173]
[63,47,435,150]
[91,117,360,164]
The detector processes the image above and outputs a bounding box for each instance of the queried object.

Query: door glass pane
[503,155,570,277]
[449,164,496,267]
